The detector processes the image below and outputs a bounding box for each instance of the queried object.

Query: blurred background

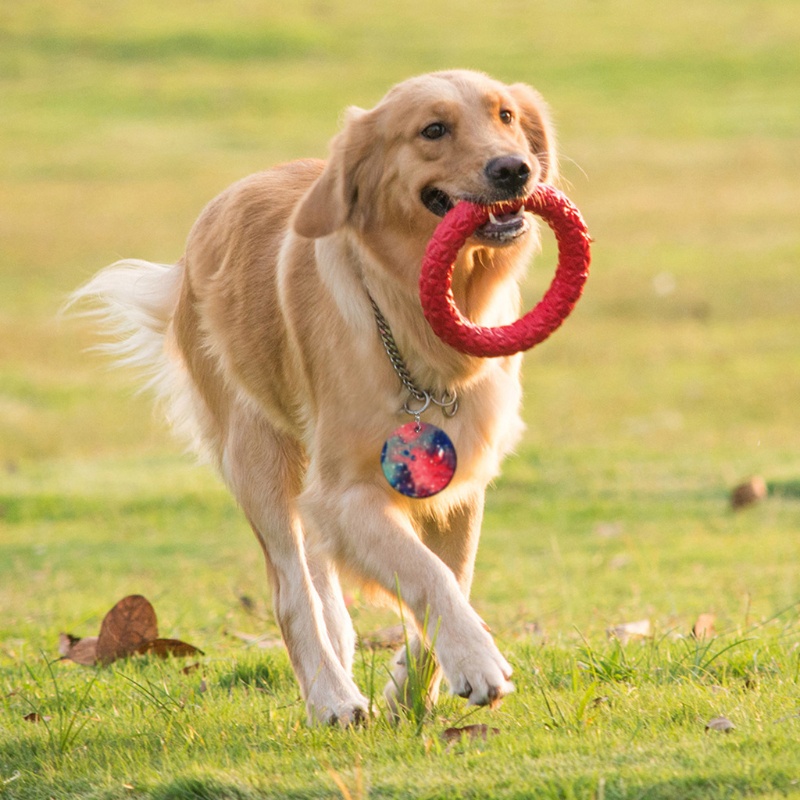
[1,0,798,640]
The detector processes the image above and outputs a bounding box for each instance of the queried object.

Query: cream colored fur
[73,70,558,725]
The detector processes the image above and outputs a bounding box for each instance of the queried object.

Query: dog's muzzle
[421,154,533,244]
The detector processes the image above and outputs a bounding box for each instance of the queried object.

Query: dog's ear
[508,83,559,185]
[293,107,377,239]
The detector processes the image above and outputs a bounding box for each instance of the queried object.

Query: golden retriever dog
[73,69,557,725]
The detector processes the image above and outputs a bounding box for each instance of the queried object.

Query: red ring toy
[419,184,591,358]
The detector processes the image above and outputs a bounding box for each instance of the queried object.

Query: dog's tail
[67,258,182,388]
[66,259,209,456]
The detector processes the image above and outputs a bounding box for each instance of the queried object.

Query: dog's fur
[73,70,557,725]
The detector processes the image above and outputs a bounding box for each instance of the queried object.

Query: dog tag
[380,421,457,498]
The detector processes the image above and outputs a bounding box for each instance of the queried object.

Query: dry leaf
[227,630,260,643]
[608,554,631,571]
[441,724,500,744]
[58,595,203,667]
[358,624,406,650]
[731,477,767,510]
[524,621,546,639]
[227,630,283,649]
[135,638,204,659]
[692,613,716,640]
[59,633,99,666]
[607,619,651,645]
[705,716,735,733]
[96,595,159,665]
[58,633,81,657]
[594,522,623,539]
[24,712,51,723]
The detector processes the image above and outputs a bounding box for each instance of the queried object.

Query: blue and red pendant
[380,421,457,498]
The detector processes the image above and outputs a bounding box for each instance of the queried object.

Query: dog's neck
[360,240,528,392]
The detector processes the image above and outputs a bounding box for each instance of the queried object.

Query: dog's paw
[383,678,441,720]
[328,701,372,728]
[307,692,372,727]
[382,641,443,721]
[438,630,514,707]
[450,670,514,707]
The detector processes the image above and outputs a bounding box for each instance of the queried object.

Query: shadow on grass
[768,480,800,500]
[150,775,252,800]
[146,768,799,800]
[217,655,294,698]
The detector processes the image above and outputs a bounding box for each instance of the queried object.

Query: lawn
[1,1,799,798]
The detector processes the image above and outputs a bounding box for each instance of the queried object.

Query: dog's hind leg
[384,634,439,720]
[222,406,368,726]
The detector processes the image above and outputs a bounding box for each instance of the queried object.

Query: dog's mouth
[421,186,530,244]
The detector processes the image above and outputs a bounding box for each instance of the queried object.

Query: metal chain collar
[367,293,458,419]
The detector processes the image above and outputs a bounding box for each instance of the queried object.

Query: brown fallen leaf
[96,595,159,665]
[692,613,716,640]
[358,624,405,650]
[441,724,500,744]
[607,619,651,645]
[524,620,546,639]
[58,632,81,657]
[135,638,204,659]
[731,476,767,510]
[594,521,624,539]
[59,633,99,666]
[238,594,256,612]
[24,712,52,723]
[705,716,735,733]
[227,630,284,649]
[58,595,204,667]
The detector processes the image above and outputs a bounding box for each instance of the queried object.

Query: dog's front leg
[257,529,368,726]
[385,492,487,716]
[242,511,368,726]
[306,555,356,674]
[316,484,513,707]
[223,414,368,726]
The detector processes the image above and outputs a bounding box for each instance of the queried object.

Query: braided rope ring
[419,184,591,358]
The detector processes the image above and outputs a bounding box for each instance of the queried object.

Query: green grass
[2,0,800,797]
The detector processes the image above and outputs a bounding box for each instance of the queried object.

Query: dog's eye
[420,122,448,140]
[499,109,514,125]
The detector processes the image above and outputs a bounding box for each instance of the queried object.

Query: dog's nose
[484,155,531,195]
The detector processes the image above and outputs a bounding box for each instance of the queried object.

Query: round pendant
[380,421,457,498]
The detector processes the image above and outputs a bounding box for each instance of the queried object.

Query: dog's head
[293,70,557,246]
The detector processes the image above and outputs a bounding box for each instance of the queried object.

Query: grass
[2,0,800,797]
